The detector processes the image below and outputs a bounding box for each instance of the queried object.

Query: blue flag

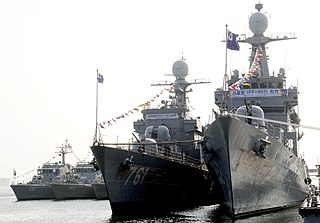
[227,30,240,51]
[97,73,104,83]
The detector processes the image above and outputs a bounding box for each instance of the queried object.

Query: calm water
[0,179,304,223]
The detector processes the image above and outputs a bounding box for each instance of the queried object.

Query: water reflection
[106,205,233,223]
[105,205,302,223]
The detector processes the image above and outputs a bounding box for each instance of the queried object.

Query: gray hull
[203,116,308,218]
[51,183,96,200]
[91,145,215,215]
[91,183,108,200]
[10,184,55,201]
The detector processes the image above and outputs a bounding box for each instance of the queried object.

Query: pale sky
[1,0,319,179]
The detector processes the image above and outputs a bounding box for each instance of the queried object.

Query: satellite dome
[249,12,268,35]
[172,59,188,79]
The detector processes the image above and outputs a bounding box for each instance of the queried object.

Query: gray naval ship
[10,140,71,201]
[91,173,108,200]
[90,160,108,200]
[202,3,309,219]
[10,163,63,201]
[91,59,215,215]
[51,161,97,200]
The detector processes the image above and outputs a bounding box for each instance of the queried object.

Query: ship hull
[51,183,96,200]
[91,145,215,215]
[91,183,108,200]
[203,115,308,218]
[10,184,55,201]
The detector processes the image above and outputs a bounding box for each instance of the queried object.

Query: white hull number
[124,167,149,186]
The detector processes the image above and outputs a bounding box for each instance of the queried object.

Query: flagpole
[223,24,228,110]
[224,24,228,92]
[94,69,99,143]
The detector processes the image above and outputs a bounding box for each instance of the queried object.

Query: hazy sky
[1,0,319,179]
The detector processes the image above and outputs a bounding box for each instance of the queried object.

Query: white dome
[172,60,188,79]
[249,12,268,35]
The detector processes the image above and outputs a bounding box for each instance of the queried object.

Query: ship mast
[151,58,210,118]
[56,139,72,165]
[238,3,296,77]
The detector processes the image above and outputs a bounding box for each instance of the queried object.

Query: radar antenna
[151,59,210,110]
[56,139,72,165]
[255,2,263,12]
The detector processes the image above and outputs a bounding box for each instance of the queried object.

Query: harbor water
[0,179,304,223]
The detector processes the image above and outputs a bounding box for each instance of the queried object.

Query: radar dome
[249,12,268,35]
[172,60,188,79]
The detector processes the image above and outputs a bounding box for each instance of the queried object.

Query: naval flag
[227,29,240,51]
[97,73,104,83]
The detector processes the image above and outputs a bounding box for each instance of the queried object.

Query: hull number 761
[124,167,149,186]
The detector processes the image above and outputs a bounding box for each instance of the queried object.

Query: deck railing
[99,140,203,168]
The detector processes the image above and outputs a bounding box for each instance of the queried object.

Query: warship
[91,171,108,200]
[51,161,97,200]
[91,59,215,215]
[90,157,108,199]
[10,140,72,201]
[10,163,63,201]
[202,3,309,218]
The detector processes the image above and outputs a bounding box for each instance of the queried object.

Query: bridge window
[268,82,276,88]
[260,82,267,88]
[277,82,283,88]
[251,82,258,89]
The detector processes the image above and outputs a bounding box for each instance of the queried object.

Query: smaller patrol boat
[51,161,97,200]
[10,140,72,201]
[91,159,108,200]
[91,174,108,200]
[299,192,320,223]
[299,167,320,223]
[10,163,63,201]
